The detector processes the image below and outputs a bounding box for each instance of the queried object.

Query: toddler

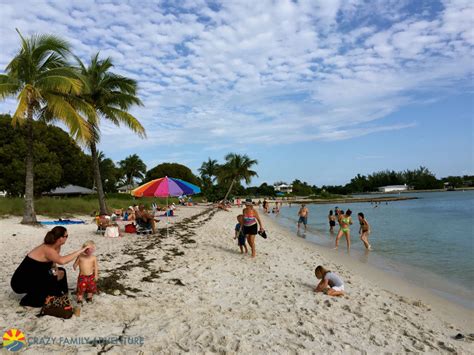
[314,265,344,297]
[234,215,248,254]
[73,240,99,304]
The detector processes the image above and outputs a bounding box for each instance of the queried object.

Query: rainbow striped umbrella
[131,176,201,197]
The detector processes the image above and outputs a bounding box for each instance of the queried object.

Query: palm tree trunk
[90,142,108,215]
[223,178,235,201]
[21,103,37,224]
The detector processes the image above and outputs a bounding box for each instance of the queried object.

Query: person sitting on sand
[10,227,89,307]
[217,200,230,211]
[234,215,248,254]
[314,265,344,297]
[358,212,372,250]
[136,204,157,233]
[73,240,98,304]
[335,210,352,250]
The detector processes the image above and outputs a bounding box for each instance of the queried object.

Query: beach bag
[39,294,73,319]
[104,226,120,238]
[125,224,136,234]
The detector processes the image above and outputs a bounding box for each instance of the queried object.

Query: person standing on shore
[335,210,352,250]
[328,210,336,233]
[242,199,264,258]
[358,212,372,250]
[297,204,309,231]
[337,209,344,228]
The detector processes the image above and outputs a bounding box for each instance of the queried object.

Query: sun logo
[3,328,27,352]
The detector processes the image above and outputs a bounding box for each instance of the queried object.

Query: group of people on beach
[233,199,265,258]
[10,226,99,308]
[297,204,371,251]
[231,199,345,296]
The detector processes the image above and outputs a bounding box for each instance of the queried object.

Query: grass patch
[0,195,199,217]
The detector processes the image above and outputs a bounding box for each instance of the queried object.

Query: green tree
[198,158,221,201]
[0,115,94,196]
[118,154,146,187]
[199,158,220,183]
[145,162,200,185]
[218,153,258,201]
[0,31,91,223]
[76,53,145,214]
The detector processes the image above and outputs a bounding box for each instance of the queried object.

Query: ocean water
[270,191,474,308]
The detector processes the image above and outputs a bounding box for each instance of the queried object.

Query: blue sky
[0,0,473,186]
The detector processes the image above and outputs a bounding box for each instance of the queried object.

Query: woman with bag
[11,226,89,307]
[242,199,265,258]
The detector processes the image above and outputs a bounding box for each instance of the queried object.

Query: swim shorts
[298,216,308,225]
[329,221,336,227]
[77,274,97,296]
[243,224,258,235]
[237,234,246,246]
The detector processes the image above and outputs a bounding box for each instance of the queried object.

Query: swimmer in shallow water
[358,212,372,250]
[335,210,352,250]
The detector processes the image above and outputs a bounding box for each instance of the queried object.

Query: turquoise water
[272,191,474,307]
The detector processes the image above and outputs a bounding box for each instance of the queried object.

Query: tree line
[0,31,145,223]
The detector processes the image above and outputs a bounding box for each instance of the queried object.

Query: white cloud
[0,0,472,165]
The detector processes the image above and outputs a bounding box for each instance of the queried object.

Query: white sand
[0,206,473,353]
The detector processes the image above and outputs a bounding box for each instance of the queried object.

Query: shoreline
[0,207,472,353]
[261,212,473,326]
[270,208,474,310]
[281,196,417,205]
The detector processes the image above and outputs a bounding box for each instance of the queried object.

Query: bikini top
[342,217,351,225]
[243,214,257,226]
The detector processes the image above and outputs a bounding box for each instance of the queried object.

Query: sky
[0,0,473,186]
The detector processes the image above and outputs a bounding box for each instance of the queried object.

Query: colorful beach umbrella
[131,176,201,197]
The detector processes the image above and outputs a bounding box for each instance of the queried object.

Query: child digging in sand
[314,265,344,297]
[73,240,99,304]
[234,215,248,254]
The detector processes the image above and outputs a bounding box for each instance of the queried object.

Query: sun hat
[245,198,253,205]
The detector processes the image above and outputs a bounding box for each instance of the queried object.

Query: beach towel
[40,220,85,225]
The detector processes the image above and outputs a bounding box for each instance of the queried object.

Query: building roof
[44,185,95,195]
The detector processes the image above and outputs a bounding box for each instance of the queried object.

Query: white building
[378,184,408,193]
[274,183,293,194]
[117,184,137,194]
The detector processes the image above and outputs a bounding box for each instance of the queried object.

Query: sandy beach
[0,206,473,353]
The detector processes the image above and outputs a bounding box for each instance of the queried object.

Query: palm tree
[76,53,145,214]
[198,158,220,184]
[118,154,146,187]
[0,30,91,224]
[218,153,258,201]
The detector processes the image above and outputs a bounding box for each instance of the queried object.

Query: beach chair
[135,218,152,235]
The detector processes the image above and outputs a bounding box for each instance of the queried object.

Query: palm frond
[100,106,146,138]
[11,88,30,126]
[36,75,82,95]
[42,93,92,142]
[0,75,21,98]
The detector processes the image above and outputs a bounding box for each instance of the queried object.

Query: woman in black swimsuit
[11,226,88,307]
[328,210,336,233]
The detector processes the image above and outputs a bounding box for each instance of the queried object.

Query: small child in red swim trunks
[73,240,99,304]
